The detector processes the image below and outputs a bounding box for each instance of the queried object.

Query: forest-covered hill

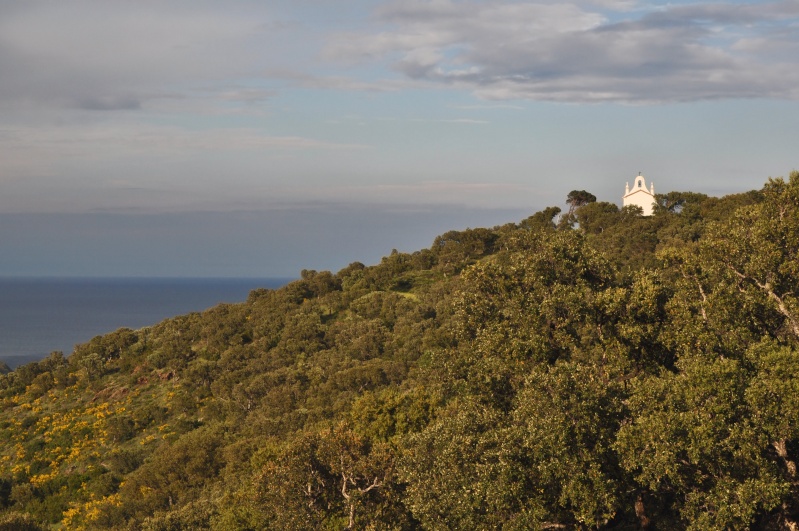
[1,172,798,530]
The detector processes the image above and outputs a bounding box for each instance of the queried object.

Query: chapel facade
[623,173,656,216]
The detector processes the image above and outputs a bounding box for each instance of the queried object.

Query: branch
[726,264,799,338]
[695,278,708,322]
[680,270,707,322]
[359,476,382,494]
[341,472,351,502]
[773,439,797,478]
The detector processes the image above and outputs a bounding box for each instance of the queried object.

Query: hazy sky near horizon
[1,0,798,277]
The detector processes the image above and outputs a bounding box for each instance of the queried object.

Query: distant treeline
[1,172,798,530]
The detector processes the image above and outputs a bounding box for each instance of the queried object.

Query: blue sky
[1,0,798,277]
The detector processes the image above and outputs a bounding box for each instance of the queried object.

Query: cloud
[0,2,271,111]
[0,123,367,187]
[378,117,488,124]
[4,2,799,109]
[76,96,143,111]
[218,88,276,104]
[278,180,539,209]
[326,0,799,103]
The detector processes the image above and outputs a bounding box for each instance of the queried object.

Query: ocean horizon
[0,277,293,370]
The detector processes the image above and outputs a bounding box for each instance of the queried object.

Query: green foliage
[519,206,561,231]
[256,423,412,530]
[432,228,498,274]
[616,353,790,529]
[140,499,217,531]
[0,511,44,530]
[1,172,798,529]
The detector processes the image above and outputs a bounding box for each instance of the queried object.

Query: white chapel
[623,173,656,216]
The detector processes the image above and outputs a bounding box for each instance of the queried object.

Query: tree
[400,229,658,528]
[574,201,620,234]
[654,191,709,214]
[519,206,561,231]
[257,424,408,529]
[558,190,597,229]
[566,190,597,214]
[400,365,629,530]
[617,344,799,529]
[701,172,799,340]
[0,511,43,531]
[658,172,799,359]
[118,425,226,518]
[432,228,499,274]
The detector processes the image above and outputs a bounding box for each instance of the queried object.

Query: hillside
[1,172,798,530]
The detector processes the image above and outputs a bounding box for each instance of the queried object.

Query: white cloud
[4,1,799,107]
[325,0,799,103]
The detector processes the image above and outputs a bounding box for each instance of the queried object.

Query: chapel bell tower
[622,172,656,216]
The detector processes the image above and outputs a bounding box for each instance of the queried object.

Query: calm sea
[0,277,292,370]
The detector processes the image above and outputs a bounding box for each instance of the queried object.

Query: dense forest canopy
[1,172,798,530]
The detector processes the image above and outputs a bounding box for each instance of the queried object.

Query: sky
[1,0,798,277]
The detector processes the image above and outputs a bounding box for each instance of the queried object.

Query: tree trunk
[635,492,651,529]
[773,439,797,478]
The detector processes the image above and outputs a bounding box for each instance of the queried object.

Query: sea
[0,277,292,370]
